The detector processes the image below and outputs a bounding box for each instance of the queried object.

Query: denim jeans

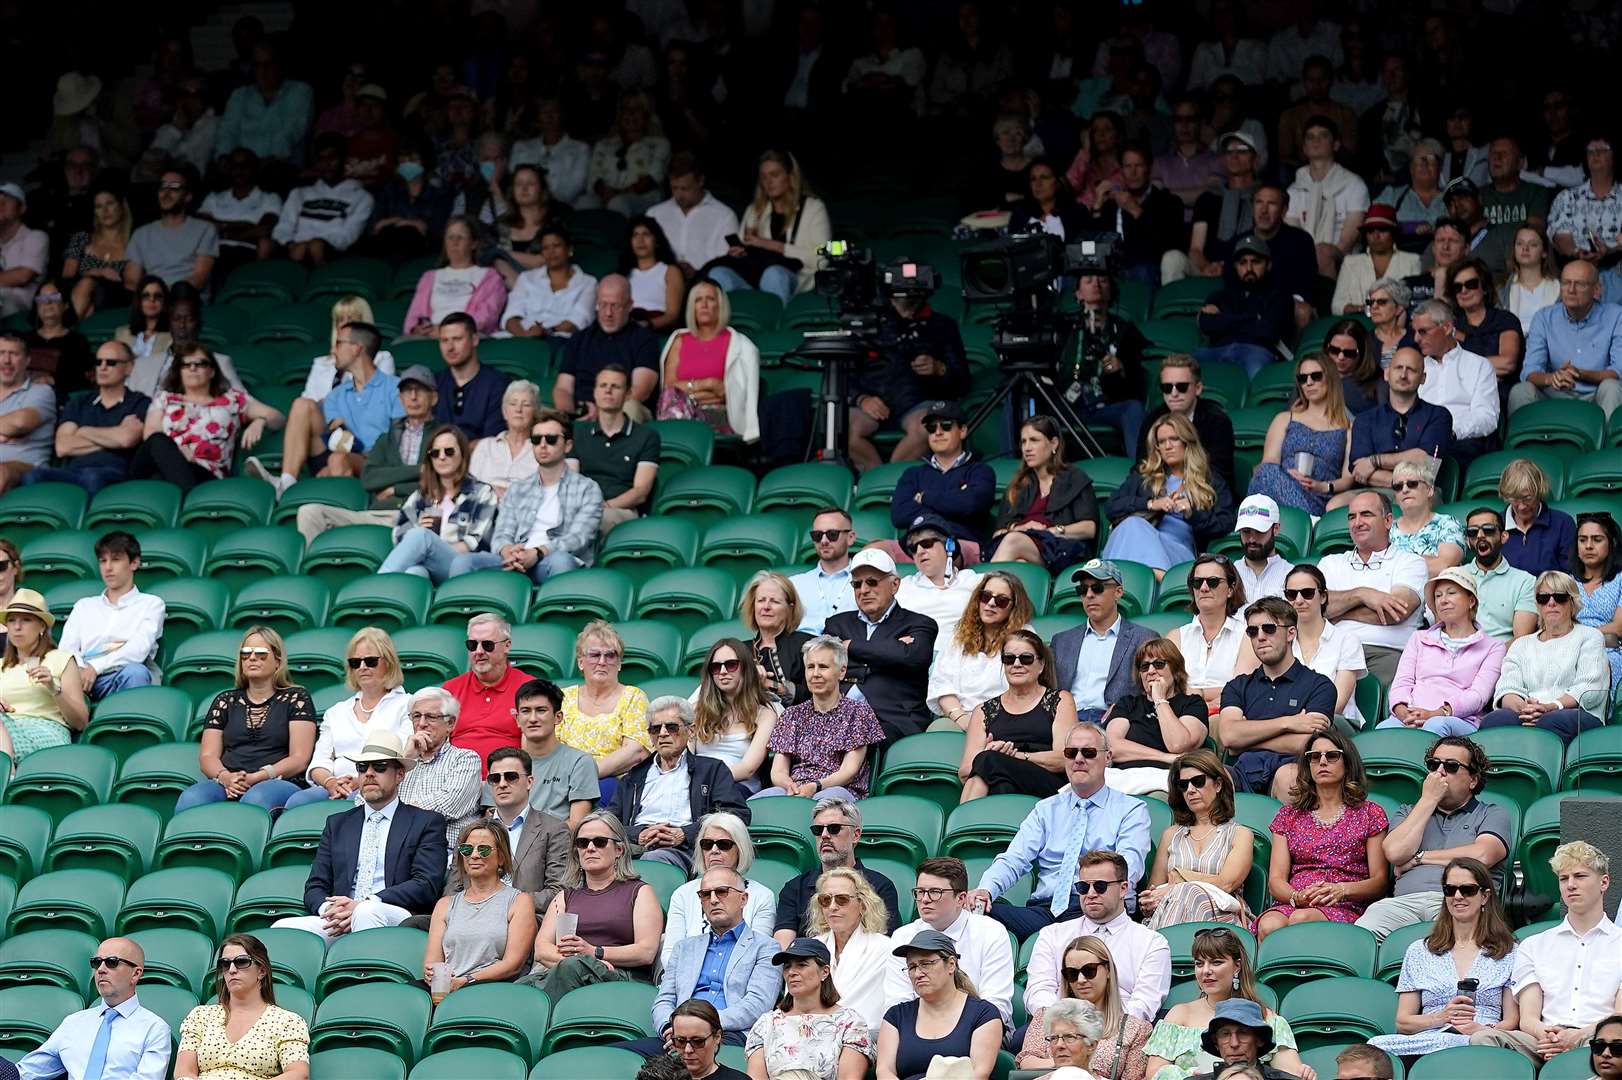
[283,784,351,810]
[174,777,303,814]
[88,664,154,702]
[377,527,459,583]
[450,549,582,584]
[1194,342,1277,379]
[1086,399,1147,458]
[709,265,796,306]
[22,464,129,495]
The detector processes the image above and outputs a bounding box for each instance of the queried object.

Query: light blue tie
[356,811,384,901]
[84,1006,117,1080]
[1051,796,1090,917]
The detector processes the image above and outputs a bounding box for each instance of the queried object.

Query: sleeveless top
[442,884,522,978]
[629,264,670,312]
[565,878,644,946]
[983,688,1061,752]
[675,329,731,382]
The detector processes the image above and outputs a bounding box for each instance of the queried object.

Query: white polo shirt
[1318,545,1429,651]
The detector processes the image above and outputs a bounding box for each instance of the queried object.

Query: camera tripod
[964,359,1109,460]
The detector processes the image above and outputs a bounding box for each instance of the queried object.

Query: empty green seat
[392,625,467,683]
[0,985,85,1054]
[1565,454,1622,498]
[0,805,52,880]
[424,983,551,1063]
[111,741,204,816]
[47,803,162,881]
[509,622,578,681]
[1150,277,1221,318]
[82,685,192,758]
[542,982,657,1053]
[652,464,756,528]
[228,575,332,636]
[1377,920,1435,983]
[330,572,432,631]
[599,517,701,583]
[1279,976,1396,1051]
[0,482,87,546]
[745,796,817,871]
[251,301,333,344]
[529,568,637,637]
[1407,1045,1534,1080]
[636,567,737,640]
[157,803,271,881]
[5,744,118,824]
[310,982,431,1063]
[647,418,715,470]
[85,480,182,530]
[229,865,317,933]
[19,530,99,592]
[1505,398,1605,451]
[266,798,353,867]
[428,570,531,625]
[726,289,785,333]
[284,627,356,688]
[303,525,393,590]
[527,1047,645,1080]
[118,867,236,938]
[613,619,685,681]
[1139,318,1204,358]
[220,260,308,305]
[273,477,370,526]
[0,929,98,994]
[853,795,944,866]
[132,527,209,581]
[700,514,801,585]
[10,869,126,937]
[854,461,913,510]
[309,1047,407,1080]
[252,927,326,992]
[1563,726,1622,793]
[204,526,304,590]
[1473,727,1564,806]
[872,732,968,816]
[1256,921,1377,999]
[44,578,103,623]
[317,926,430,999]
[126,926,216,995]
[1353,728,1436,806]
[940,794,1038,863]
[165,629,248,706]
[147,577,231,667]
[409,1049,527,1080]
[303,257,392,304]
[754,462,853,515]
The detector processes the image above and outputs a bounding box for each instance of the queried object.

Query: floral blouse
[769,697,886,797]
[587,135,672,191]
[745,1006,874,1080]
[178,1003,309,1080]
[1391,512,1466,559]
[1145,1011,1299,1080]
[156,388,248,478]
[558,684,652,762]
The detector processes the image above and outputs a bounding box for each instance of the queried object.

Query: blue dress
[1577,574,1622,689]
[1368,940,1515,1056]
[1101,474,1199,570]
[884,995,1003,1080]
[1248,420,1348,515]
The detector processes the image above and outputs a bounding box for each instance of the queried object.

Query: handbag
[657,386,708,422]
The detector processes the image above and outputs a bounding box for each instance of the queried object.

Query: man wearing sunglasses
[441,615,533,770]
[884,400,994,563]
[18,936,171,1080]
[791,507,858,632]
[884,857,1015,1027]
[20,340,149,494]
[0,331,56,495]
[477,746,568,915]
[894,514,980,651]
[1514,259,1622,420]
[1318,490,1429,683]
[1138,355,1238,491]
[1355,735,1510,942]
[773,797,902,948]
[822,548,938,741]
[1341,347,1453,507]
[1461,507,1539,643]
[607,697,749,872]
[1052,559,1158,723]
[275,730,449,942]
[1194,234,1295,379]
[846,283,969,472]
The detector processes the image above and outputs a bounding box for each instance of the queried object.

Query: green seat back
[541,981,657,1053]
[267,798,355,867]
[652,464,756,528]
[854,461,913,510]
[0,805,53,880]
[1505,398,1605,452]
[872,731,968,816]
[85,480,182,530]
[647,419,715,470]
[1257,922,1378,999]
[1540,1047,1598,1080]
[611,619,685,681]
[303,525,394,590]
[700,514,802,586]
[220,260,308,305]
[310,982,431,1063]
[1473,726,1565,806]
[0,929,99,994]
[43,578,104,623]
[509,623,578,681]
[157,802,271,881]
[5,744,118,824]
[316,925,430,999]
[118,866,236,938]
[744,796,817,872]
[599,517,702,585]
[941,795,1040,863]
[409,1048,528,1080]
[0,482,88,546]
[283,627,356,689]
[1279,976,1396,1051]
[0,984,83,1052]
[111,741,204,817]
[19,530,98,593]
[754,462,854,515]
[330,572,432,631]
[274,477,370,526]
[1353,728,1436,806]
[1377,920,1435,982]
[633,859,689,912]
[228,575,333,638]
[1407,1045,1535,1080]
[529,569,639,636]
[1563,726,1622,794]
[203,526,305,590]
[229,865,318,933]
[125,927,216,995]
[309,1047,407,1080]
[11,868,124,939]
[423,982,551,1063]
[250,927,327,992]
[131,527,209,582]
[146,577,231,667]
[853,795,945,866]
[82,686,193,758]
[392,625,467,683]
[428,570,532,625]
[47,804,162,881]
[725,289,785,333]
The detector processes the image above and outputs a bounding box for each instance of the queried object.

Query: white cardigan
[739,195,832,295]
[818,927,893,1036]
[658,327,762,443]
[1493,624,1610,715]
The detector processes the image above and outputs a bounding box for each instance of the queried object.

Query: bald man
[1514,258,1622,418]
[553,274,661,423]
[19,937,171,1080]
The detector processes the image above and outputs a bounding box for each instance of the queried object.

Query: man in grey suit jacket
[1052,559,1158,722]
[620,867,781,1058]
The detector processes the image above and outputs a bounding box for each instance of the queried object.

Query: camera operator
[1054,272,1148,455]
[848,278,971,471]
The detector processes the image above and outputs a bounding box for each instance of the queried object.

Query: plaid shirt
[392,477,499,550]
[492,470,604,564]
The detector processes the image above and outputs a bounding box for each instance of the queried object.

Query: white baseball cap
[850,548,898,576]
[1235,494,1280,533]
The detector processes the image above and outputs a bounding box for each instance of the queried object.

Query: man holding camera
[847,275,969,471]
[1055,273,1149,456]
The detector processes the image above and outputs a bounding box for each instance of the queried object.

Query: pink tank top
[675,330,730,382]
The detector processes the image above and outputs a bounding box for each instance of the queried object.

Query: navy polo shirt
[1501,502,1577,577]
[1220,659,1338,723]
[1349,398,1454,462]
[434,362,510,441]
[61,388,151,470]
[558,322,660,396]
[572,417,661,501]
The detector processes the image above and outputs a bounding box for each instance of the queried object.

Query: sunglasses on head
[1063,746,1100,760]
[808,528,848,542]
[1464,524,1500,538]
[430,446,459,459]
[490,770,525,785]
[708,657,741,675]
[1304,749,1344,765]
[574,835,614,850]
[1426,757,1475,775]
[809,822,847,837]
[1245,622,1282,638]
[979,591,1014,609]
[89,955,137,970]
[922,420,957,434]
[1536,592,1573,605]
[217,955,258,971]
[698,837,736,852]
[466,638,506,652]
[1283,587,1319,601]
[458,843,494,857]
[1001,651,1038,666]
[1160,381,1191,394]
[1063,961,1109,980]
[1180,773,1211,790]
[1442,882,1483,897]
[1296,369,1326,385]
[1592,1038,1622,1057]
[347,655,381,669]
[1138,658,1168,672]
[530,432,563,445]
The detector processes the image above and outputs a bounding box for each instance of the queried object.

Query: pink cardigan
[405,267,507,335]
[1388,627,1508,722]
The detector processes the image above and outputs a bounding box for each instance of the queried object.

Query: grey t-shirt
[1391,795,1513,896]
[127,217,220,288]
[0,379,57,466]
[527,743,600,820]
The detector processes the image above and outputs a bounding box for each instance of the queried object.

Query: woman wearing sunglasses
[1255,728,1388,941]
[283,627,412,809]
[1101,639,1209,795]
[660,811,778,967]
[131,343,283,494]
[742,570,813,708]
[1103,413,1235,575]
[174,626,316,813]
[1246,352,1352,517]
[115,274,170,359]
[1142,926,1315,1080]
[1478,570,1610,743]
[1388,458,1466,578]
[1367,857,1517,1059]
[377,424,499,584]
[1588,1016,1622,1080]
[558,620,653,782]
[1284,564,1366,728]
[422,822,537,995]
[692,637,779,793]
[524,809,662,1002]
[26,277,94,397]
[809,866,894,1037]
[957,628,1078,802]
[894,516,981,651]
[1322,319,1383,416]
[928,571,1035,731]
[1173,555,1257,711]
[1140,749,1253,931]
[751,636,884,802]
[1378,568,1506,735]
[1448,255,1523,409]
[1365,277,1415,368]
[1018,935,1153,1078]
[174,934,308,1080]
[1571,511,1622,690]
[988,416,1101,573]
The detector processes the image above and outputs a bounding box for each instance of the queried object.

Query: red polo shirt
[443,665,534,775]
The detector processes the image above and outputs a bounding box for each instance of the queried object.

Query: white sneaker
[243,457,274,485]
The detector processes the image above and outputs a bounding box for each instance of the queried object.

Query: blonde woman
[656,279,762,442]
[468,380,540,499]
[174,626,317,813]
[742,570,813,706]
[692,637,778,792]
[283,627,412,809]
[1247,352,1352,516]
[1500,225,1560,334]
[300,295,397,404]
[0,589,87,761]
[1388,458,1466,577]
[1499,457,1577,576]
[1018,936,1154,1077]
[1103,413,1236,574]
[928,571,1036,729]
[1479,570,1610,743]
[64,183,134,318]
[710,149,832,303]
[557,620,652,779]
[810,866,895,1036]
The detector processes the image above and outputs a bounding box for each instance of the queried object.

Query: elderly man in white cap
[1234,494,1291,600]
[822,548,938,741]
[0,182,47,318]
[273,729,449,941]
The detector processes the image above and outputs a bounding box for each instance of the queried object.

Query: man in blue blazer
[1052,559,1159,723]
[620,866,781,1058]
[274,731,449,941]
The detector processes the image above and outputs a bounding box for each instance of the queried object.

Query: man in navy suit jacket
[1052,560,1159,722]
[822,548,938,740]
[274,731,448,941]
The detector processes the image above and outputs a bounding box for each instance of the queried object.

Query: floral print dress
[157,388,247,478]
[745,1006,874,1080]
[1256,800,1389,925]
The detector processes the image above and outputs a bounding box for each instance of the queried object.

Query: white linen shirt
[884,909,1015,1027]
[1511,915,1622,1029]
[305,686,413,783]
[1176,615,1249,690]
[1025,908,1172,1022]
[927,642,1008,717]
[58,585,166,677]
[896,568,980,653]
[818,927,894,1035]
[1318,545,1429,651]
[1418,345,1500,440]
[469,434,540,495]
[647,191,740,271]
[1292,619,1368,724]
[661,877,778,966]
[1238,553,1293,602]
[500,265,597,336]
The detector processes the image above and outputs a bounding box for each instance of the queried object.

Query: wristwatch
[594,946,605,960]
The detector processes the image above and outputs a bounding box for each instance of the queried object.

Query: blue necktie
[84,1006,117,1080]
[1052,796,1090,917]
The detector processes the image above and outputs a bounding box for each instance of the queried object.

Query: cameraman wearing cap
[1195,235,1295,379]
[1054,274,1148,455]
[848,276,969,471]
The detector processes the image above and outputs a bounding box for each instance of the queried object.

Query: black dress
[205,685,318,780]
[969,687,1066,797]
[1108,690,1209,769]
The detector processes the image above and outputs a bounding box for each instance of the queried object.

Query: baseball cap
[921,400,965,423]
[850,549,898,576]
[772,937,832,965]
[1235,494,1280,533]
[356,84,388,102]
[1231,234,1271,260]
[1444,177,1480,199]
[0,183,26,210]
[1219,130,1259,154]
[1071,559,1123,586]
[892,929,959,958]
[903,513,953,545]
[397,365,436,391]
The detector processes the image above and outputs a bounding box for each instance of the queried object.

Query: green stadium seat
[0,482,87,547]
[1353,728,1436,806]
[157,802,270,881]
[0,805,52,880]
[981,561,1051,615]
[1194,363,1249,411]
[1464,448,1566,500]
[82,685,192,758]
[1473,727,1564,806]
[1355,674,1387,729]
[748,858,800,897]
[1139,319,1204,361]
[1308,506,1352,558]
[525,569,635,638]
[727,289,786,333]
[117,867,236,938]
[1565,454,1622,498]
[220,260,308,306]
[1247,365,1298,410]
[1030,614,1082,641]
[132,527,209,582]
[871,731,966,816]
[1407,1046,1534,1080]
[1564,726,1622,793]
[5,744,118,824]
[636,568,737,641]
[648,418,715,470]
[423,982,551,1063]
[46,804,161,881]
[303,525,394,591]
[1518,794,1612,914]
[0,929,98,994]
[272,477,369,527]
[85,479,182,530]
[284,627,356,688]
[1505,398,1605,452]
[700,514,802,585]
[0,985,88,1054]
[609,619,683,681]
[508,623,578,681]
[1377,920,1434,983]
[1256,922,1377,999]
[782,291,840,329]
[1279,976,1396,1051]
[9,868,125,938]
[19,530,99,593]
[599,517,701,585]
[854,795,944,866]
[634,859,688,911]
[43,578,102,623]
[146,577,230,667]
[680,619,751,676]
[1072,456,1132,502]
[251,301,339,345]
[126,927,216,995]
[204,526,304,591]
[165,628,248,706]
[940,794,1038,863]
[310,982,431,1063]
[542,982,657,1053]
[266,798,353,868]
[1151,277,1221,319]
[478,337,555,380]
[410,1048,528,1080]
[528,1047,646,1080]
[393,625,468,683]
[865,855,918,921]
[744,796,817,871]
[317,926,431,999]
[330,572,432,631]
[1153,561,1196,613]
[754,462,853,516]
[311,1047,408,1080]
[245,926,326,993]
[1161,921,1257,980]
[428,570,531,625]
[1541,1048,1597,1080]
[111,741,204,816]
[853,461,912,510]
[228,575,333,637]
[651,464,756,528]
[229,865,317,933]
[180,477,279,546]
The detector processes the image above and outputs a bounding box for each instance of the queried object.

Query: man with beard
[1462,507,1538,642]
[772,797,902,947]
[1195,236,1294,378]
[1338,347,1453,509]
[1234,495,1291,600]
[123,167,218,295]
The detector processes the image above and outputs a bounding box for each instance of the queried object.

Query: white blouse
[1177,615,1249,690]
[896,568,981,653]
[468,434,539,495]
[1293,620,1368,724]
[927,641,1009,717]
[304,686,413,782]
[660,877,778,966]
[819,927,894,1036]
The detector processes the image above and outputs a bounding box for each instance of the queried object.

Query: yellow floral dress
[178,1003,309,1080]
[557,684,652,762]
